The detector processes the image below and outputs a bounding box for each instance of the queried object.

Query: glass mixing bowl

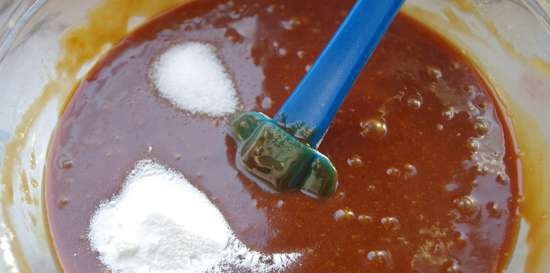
[1,0,549,272]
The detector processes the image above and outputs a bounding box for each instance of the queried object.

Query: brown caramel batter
[45,1,520,272]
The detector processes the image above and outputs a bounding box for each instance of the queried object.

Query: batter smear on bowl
[45,1,520,273]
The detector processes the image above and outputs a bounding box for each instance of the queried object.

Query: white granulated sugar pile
[151,42,239,117]
[89,160,300,273]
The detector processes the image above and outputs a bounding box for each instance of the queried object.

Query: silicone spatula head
[230,112,337,198]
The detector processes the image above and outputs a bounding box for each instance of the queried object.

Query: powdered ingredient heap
[151,42,239,117]
[88,160,300,273]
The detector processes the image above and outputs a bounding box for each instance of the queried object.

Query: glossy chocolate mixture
[45,0,520,272]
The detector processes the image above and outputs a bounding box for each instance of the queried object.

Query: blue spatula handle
[274,0,405,147]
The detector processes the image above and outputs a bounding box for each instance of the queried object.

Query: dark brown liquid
[45,1,520,273]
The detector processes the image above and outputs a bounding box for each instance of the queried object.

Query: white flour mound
[151,42,239,117]
[88,160,300,273]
